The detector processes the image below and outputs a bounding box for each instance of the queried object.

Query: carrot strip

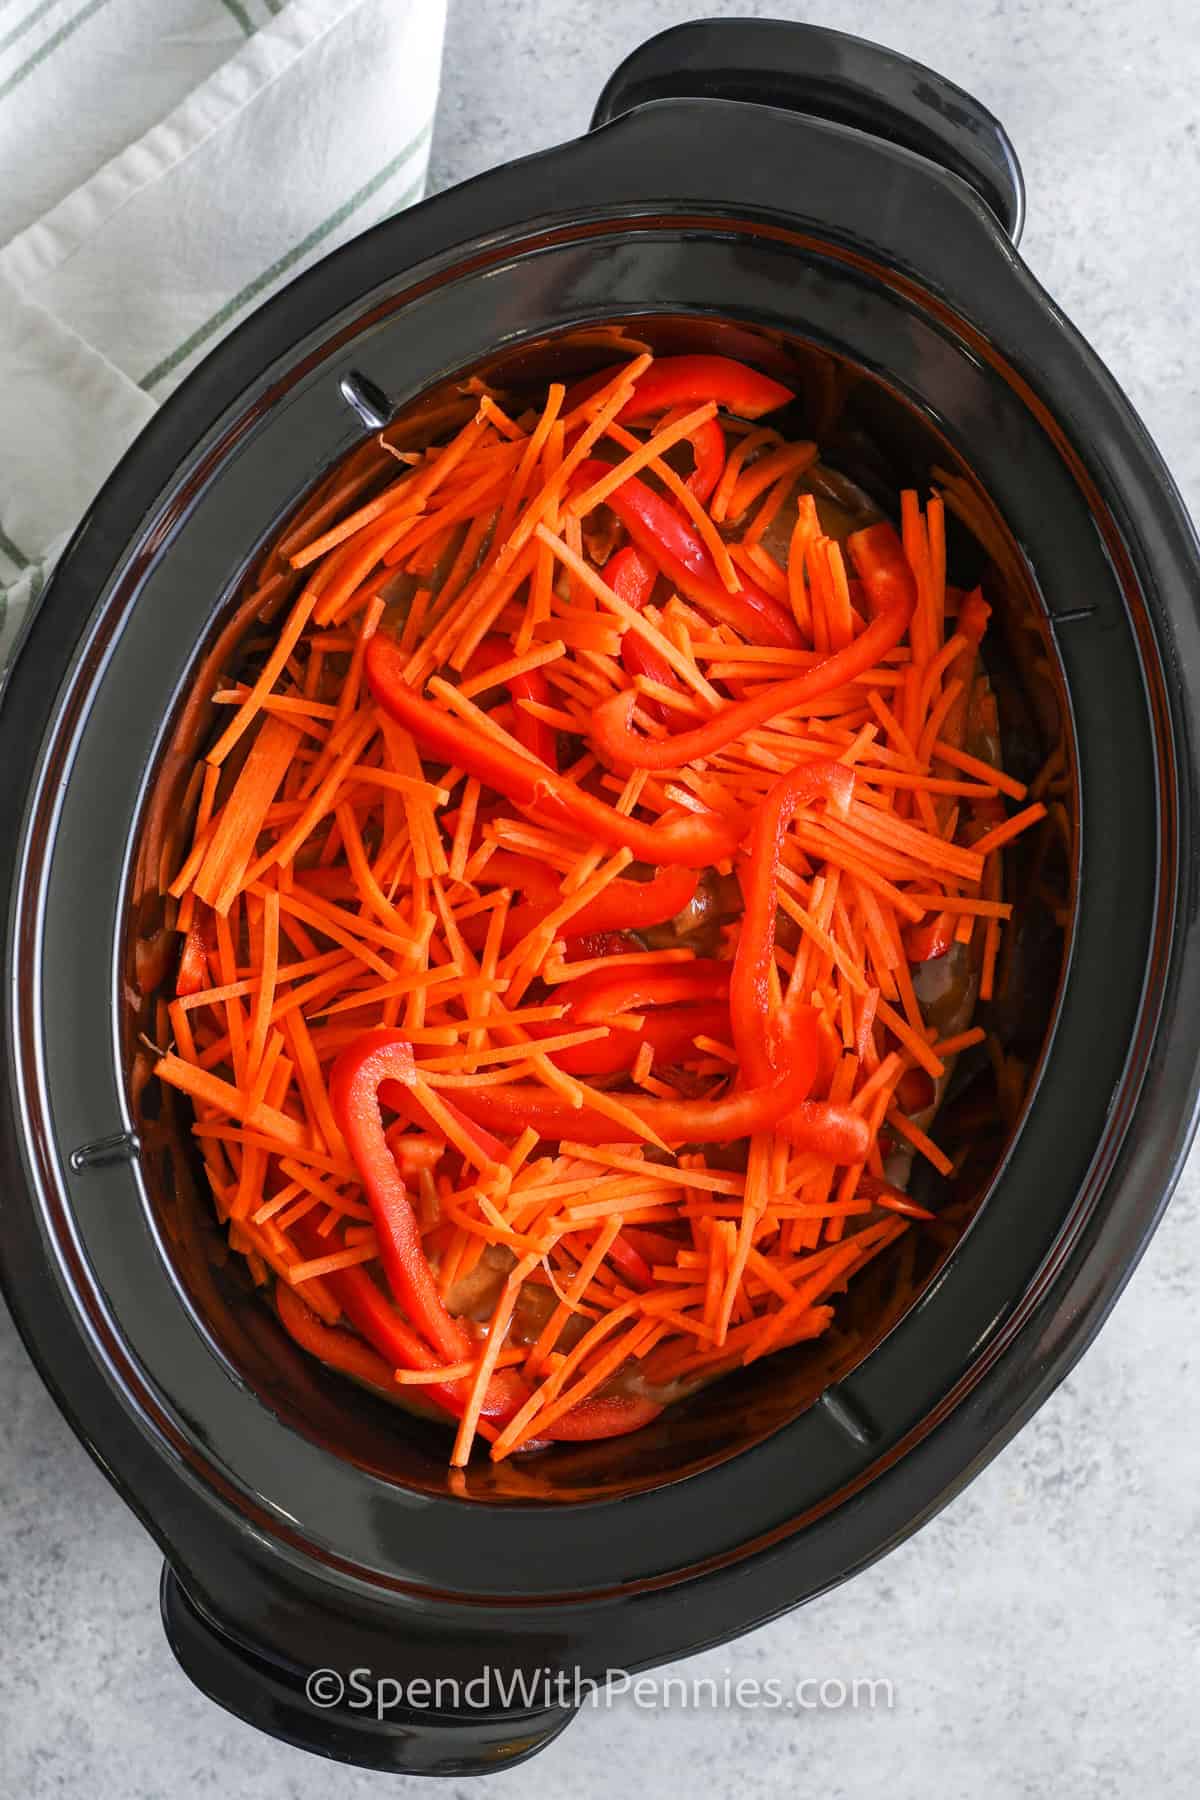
[194,717,302,911]
[155,396,1020,1470]
[968,802,1048,856]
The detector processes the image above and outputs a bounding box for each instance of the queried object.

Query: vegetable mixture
[155,352,1046,1465]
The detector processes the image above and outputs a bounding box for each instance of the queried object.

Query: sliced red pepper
[564,354,793,425]
[286,1223,656,1443]
[731,761,856,1087]
[388,1081,511,1168]
[606,544,657,608]
[543,861,700,935]
[327,1034,478,1364]
[894,1067,937,1114]
[574,459,801,648]
[549,1000,730,1076]
[544,962,732,1075]
[680,415,727,504]
[467,850,561,903]
[590,520,917,770]
[441,1069,866,1160]
[605,1233,654,1290]
[622,1226,687,1266]
[561,930,643,960]
[420,1009,866,1159]
[385,1128,447,1176]
[904,912,958,962]
[464,635,558,768]
[557,959,731,1020]
[365,632,743,867]
[275,1281,398,1396]
[294,1032,672,1447]
[546,1392,664,1439]
[175,921,211,997]
[461,856,699,953]
[607,544,686,723]
[288,1216,509,1421]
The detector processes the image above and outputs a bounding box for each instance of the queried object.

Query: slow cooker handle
[160,1565,577,1776]
[592,18,1025,245]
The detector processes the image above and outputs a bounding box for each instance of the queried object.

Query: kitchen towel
[0,0,446,674]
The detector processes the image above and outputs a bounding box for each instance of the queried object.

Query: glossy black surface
[593,17,1026,241]
[1,20,1198,1777]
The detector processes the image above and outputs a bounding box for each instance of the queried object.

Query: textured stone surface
[3,2,1199,1794]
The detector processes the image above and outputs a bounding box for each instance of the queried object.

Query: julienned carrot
[153,351,1030,1466]
[193,715,301,911]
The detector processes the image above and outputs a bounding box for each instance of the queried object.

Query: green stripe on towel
[140,121,433,392]
[0,0,62,59]
[0,0,111,103]
[0,522,30,569]
[217,0,254,35]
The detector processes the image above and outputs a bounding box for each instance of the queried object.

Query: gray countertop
[3,1,1199,1794]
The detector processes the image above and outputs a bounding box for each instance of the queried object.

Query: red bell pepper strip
[464,635,558,768]
[385,1129,447,1176]
[567,864,700,932]
[731,761,856,1086]
[548,1000,731,1076]
[567,350,793,506]
[472,850,561,902]
[288,1215,522,1421]
[546,1392,664,1438]
[561,930,642,960]
[564,396,725,502]
[606,544,687,722]
[283,1227,659,1444]
[904,913,958,963]
[565,355,794,425]
[365,632,743,866]
[679,415,727,504]
[543,960,732,1075]
[388,1082,510,1168]
[605,1234,654,1290]
[594,401,726,503]
[328,1033,488,1364]
[175,922,210,997]
[416,1008,867,1159]
[620,1227,686,1269]
[894,1067,937,1114]
[440,1068,867,1160]
[461,856,700,953]
[573,459,801,648]
[296,1033,672,1446]
[590,520,917,770]
[557,959,732,1020]
[275,1281,399,1396]
[607,544,656,604]
[620,354,794,422]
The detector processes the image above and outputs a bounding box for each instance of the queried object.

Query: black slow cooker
[3,19,1199,1778]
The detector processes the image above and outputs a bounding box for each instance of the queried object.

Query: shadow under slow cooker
[124,318,1077,1505]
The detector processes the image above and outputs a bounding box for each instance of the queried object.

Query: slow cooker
[3,18,1199,1777]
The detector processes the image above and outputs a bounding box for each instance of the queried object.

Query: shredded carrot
[194,716,301,911]
[969,801,1048,856]
[153,365,1033,1467]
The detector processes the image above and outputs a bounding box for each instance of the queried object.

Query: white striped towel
[0,0,446,674]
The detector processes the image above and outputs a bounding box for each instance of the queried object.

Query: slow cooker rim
[2,97,1197,1626]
